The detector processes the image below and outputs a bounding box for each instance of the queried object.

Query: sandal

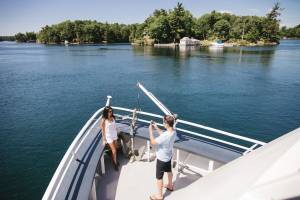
[164,184,174,191]
[150,194,164,200]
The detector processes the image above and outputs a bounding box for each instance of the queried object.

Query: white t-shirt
[155,130,176,162]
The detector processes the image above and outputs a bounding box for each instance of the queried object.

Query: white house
[180,37,200,46]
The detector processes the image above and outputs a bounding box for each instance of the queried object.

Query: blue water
[0,40,300,199]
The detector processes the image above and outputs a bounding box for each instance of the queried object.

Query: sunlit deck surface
[97,139,202,200]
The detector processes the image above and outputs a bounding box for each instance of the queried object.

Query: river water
[0,40,300,199]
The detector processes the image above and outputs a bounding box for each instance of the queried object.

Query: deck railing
[112,106,266,153]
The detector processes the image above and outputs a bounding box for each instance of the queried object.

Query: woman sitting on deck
[100,106,119,171]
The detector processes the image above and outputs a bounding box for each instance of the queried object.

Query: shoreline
[3,39,299,47]
[132,40,279,47]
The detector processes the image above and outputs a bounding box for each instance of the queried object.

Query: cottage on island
[179,37,200,46]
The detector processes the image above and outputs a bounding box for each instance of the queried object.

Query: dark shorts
[156,159,172,180]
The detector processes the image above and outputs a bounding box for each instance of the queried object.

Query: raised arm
[153,122,163,135]
[149,124,157,145]
[100,118,107,145]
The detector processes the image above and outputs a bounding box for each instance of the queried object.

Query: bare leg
[114,140,119,165]
[156,179,163,198]
[108,141,117,164]
[167,172,173,189]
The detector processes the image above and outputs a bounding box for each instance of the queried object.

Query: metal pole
[100,154,105,175]
[147,141,150,162]
[130,109,137,162]
[176,149,180,171]
[137,82,172,116]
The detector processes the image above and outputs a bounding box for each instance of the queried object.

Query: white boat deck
[96,152,202,200]
[43,101,299,200]
[42,104,266,200]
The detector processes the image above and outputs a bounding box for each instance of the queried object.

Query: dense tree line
[14,32,36,42]
[37,20,133,44]
[281,24,300,38]
[138,2,283,44]
[1,2,293,44]
[0,36,15,41]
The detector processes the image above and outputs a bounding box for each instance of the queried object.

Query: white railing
[112,106,266,153]
[42,97,112,200]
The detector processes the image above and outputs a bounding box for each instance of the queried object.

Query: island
[1,2,299,46]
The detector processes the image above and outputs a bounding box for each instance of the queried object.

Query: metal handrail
[177,119,266,146]
[123,116,250,151]
[112,106,266,151]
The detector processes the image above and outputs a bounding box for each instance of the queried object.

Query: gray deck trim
[54,123,104,200]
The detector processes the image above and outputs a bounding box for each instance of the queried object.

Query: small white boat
[64,40,69,46]
[42,83,300,200]
[210,40,224,48]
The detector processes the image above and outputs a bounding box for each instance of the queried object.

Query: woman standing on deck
[100,106,119,171]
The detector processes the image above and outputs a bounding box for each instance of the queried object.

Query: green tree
[15,33,27,42]
[25,32,36,41]
[57,20,75,42]
[207,11,222,31]
[261,2,283,43]
[0,36,15,41]
[168,2,194,42]
[244,16,263,42]
[82,22,102,43]
[280,24,300,38]
[129,23,145,42]
[213,19,231,40]
[230,16,244,40]
[194,14,212,40]
[74,20,85,43]
[148,9,172,43]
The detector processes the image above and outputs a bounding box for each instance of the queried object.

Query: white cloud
[219,10,233,14]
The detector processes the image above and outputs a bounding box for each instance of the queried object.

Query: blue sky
[0,0,299,35]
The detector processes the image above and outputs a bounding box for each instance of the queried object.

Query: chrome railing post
[100,154,105,175]
[208,160,214,172]
[105,95,112,106]
[176,149,180,171]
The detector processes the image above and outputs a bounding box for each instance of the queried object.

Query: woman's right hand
[102,139,107,145]
[152,122,158,129]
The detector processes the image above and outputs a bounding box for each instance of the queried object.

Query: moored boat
[210,39,224,48]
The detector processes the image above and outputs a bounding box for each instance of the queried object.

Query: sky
[0,0,299,35]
